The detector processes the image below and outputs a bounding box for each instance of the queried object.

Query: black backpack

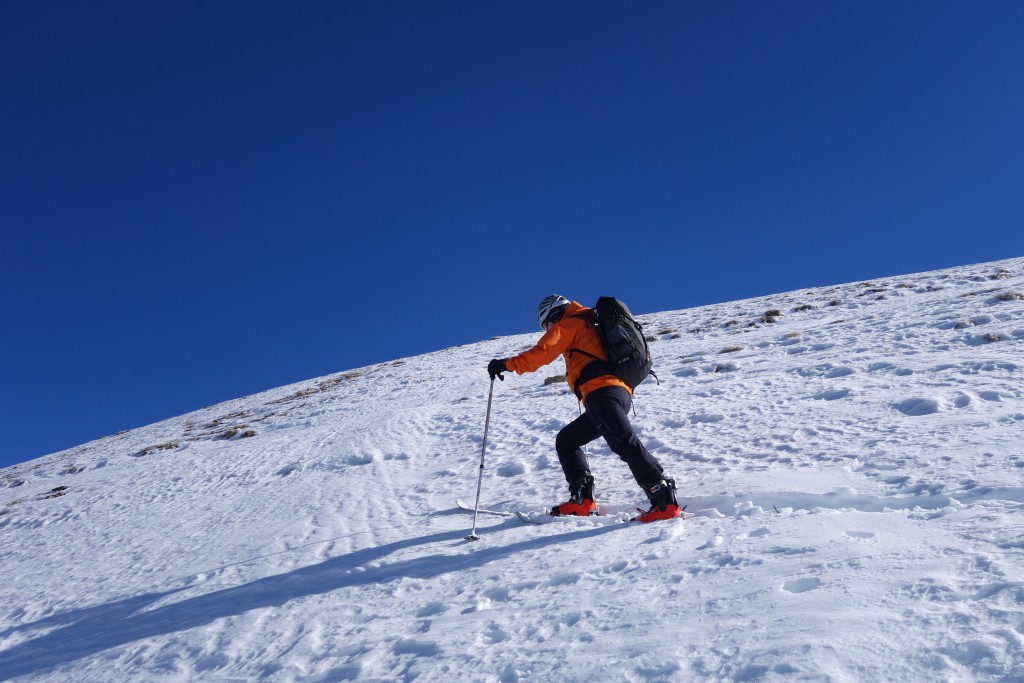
[570,296,656,397]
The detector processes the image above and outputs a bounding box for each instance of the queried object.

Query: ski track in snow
[1,258,1023,682]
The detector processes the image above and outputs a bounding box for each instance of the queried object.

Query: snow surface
[2,258,1023,682]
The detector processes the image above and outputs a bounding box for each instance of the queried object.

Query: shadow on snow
[0,518,624,678]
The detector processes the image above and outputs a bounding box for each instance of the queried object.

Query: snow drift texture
[1,257,1023,682]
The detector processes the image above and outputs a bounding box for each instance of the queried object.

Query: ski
[515,511,548,525]
[514,509,629,525]
[515,510,619,525]
[630,510,696,523]
[457,499,693,524]
[455,499,514,517]
[516,507,695,525]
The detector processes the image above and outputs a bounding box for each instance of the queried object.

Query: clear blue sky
[3,2,1022,468]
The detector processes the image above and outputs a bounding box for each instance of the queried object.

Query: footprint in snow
[496,462,527,477]
[479,622,509,645]
[783,577,822,594]
[813,389,853,401]
[846,531,875,540]
[894,398,942,416]
[689,414,726,424]
[415,602,447,618]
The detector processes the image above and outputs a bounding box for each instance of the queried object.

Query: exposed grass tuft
[136,443,179,457]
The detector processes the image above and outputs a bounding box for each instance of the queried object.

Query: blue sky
[3,2,1022,468]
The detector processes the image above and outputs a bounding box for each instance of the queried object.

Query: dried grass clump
[221,427,257,440]
[44,486,69,499]
[137,443,179,457]
[269,374,360,405]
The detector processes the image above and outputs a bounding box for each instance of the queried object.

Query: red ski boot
[635,478,682,523]
[551,473,597,516]
[551,498,597,516]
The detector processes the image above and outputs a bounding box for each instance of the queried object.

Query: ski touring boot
[551,472,597,516]
[635,478,682,523]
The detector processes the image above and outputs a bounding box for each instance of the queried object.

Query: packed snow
[1,258,1022,682]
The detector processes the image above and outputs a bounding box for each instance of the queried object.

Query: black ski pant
[555,385,664,490]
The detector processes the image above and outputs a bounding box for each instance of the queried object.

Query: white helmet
[537,294,570,329]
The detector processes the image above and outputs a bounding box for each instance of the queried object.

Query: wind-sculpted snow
[1,258,1023,681]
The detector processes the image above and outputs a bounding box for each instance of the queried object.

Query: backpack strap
[566,310,600,367]
[565,309,614,398]
[569,309,596,323]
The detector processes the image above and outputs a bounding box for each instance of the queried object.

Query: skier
[487,295,681,522]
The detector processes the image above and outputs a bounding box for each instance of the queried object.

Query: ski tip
[629,511,696,523]
[515,511,544,525]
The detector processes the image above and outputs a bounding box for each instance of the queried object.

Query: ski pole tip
[465,534,480,541]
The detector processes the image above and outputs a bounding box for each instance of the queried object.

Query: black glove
[487,358,508,381]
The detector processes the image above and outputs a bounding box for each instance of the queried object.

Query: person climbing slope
[487,295,681,522]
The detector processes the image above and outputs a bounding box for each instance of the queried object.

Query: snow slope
[1,258,1023,682]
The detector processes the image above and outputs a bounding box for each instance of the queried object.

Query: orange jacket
[505,301,629,402]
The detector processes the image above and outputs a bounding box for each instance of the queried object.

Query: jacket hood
[563,300,588,317]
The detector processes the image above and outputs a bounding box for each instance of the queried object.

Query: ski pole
[466,377,496,541]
